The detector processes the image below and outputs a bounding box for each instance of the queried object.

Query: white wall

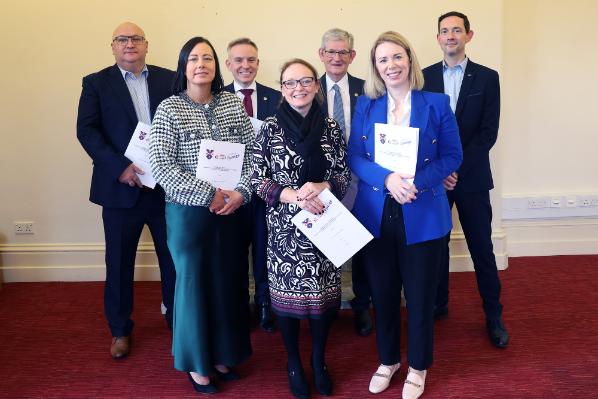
[0,0,595,281]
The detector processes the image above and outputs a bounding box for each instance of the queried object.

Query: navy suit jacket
[348,91,463,244]
[319,73,364,116]
[422,60,500,192]
[223,81,281,120]
[77,64,175,208]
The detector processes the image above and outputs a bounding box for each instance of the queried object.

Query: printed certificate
[374,123,419,184]
[196,139,245,190]
[124,122,156,188]
[249,117,264,136]
[291,189,373,267]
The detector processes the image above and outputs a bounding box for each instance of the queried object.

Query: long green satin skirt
[166,203,251,374]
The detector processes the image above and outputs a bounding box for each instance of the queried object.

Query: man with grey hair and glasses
[318,28,372,337]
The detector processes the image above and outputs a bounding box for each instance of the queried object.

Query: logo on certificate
[206,149,214,159]
[379,133,386,144]
[302,218,313,229]
[138,130,147,140]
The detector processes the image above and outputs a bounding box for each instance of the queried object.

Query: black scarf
[276,101,327,186]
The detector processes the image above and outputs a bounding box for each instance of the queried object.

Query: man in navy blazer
[224,37,281,332]
[318,28,372,337]
[77,22,176,358]
[422,11,509,348]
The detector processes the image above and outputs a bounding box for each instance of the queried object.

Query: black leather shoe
[258,302,276,332]
[433,305,449,320]
[311,358,332,396]
[214,367,240,381]
[187,373,218,394]
[353,308,373,336]
[287,365,309,399]
[486,317,509,349]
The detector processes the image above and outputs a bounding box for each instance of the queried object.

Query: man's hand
[443,172,458,191]
[118,163,144,188]
[209,189,227,213]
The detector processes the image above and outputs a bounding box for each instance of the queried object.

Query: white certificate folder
[196,139,245,190]
[374,123,419,184]
[124,122,156,188]
[291,189,373,267]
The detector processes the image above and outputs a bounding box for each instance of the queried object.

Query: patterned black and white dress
[251,116,350,319]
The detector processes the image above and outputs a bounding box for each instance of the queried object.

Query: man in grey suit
[318,28,372,336]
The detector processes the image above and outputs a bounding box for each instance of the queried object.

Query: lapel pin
[263,96,268,101]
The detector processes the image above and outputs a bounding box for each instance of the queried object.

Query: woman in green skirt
[149,36,253,394]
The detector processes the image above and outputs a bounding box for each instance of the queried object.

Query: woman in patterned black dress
[149,37,253,394]
[251,59,350,399]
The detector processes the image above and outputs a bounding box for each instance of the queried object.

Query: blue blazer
[319,73,364,115]
[77,64,174,208]
[348,90,463,244]
[422,60,499,192]
[223,81,281,120]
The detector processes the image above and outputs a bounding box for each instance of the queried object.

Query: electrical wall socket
[14,221,34,234]
[528,197,549,209]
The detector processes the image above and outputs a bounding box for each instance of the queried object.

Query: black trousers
[363,197,442,370]
[350,250,372,311]
[437,187,503,319]
[102,189,176,337]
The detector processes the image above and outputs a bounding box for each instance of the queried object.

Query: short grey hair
[320,28,354,50]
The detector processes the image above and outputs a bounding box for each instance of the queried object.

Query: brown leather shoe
[110,336,130,359]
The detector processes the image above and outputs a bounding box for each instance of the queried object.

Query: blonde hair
[364,31,424,99]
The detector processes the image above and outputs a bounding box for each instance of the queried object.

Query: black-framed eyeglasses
[322,49,352,58]
[281,77,315,89]
[112,35,145,46]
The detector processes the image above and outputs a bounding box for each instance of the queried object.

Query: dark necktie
[240,89,254,117]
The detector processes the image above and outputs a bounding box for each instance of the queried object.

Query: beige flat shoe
[369,363,400,394]
[402,368,427,399]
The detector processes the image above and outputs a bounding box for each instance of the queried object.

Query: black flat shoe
[187,372,218,394]
[287,364,309,399]
[214,367,241,381]
[486,317,510,349]
[310,358,332,396]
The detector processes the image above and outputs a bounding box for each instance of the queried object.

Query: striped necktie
[332,84,345,132]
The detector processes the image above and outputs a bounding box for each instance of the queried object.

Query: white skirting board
[0,230,509,282]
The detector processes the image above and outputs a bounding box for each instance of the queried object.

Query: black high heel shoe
[187,372,218,394]
[310,357,332,396]
[287,364,310,399]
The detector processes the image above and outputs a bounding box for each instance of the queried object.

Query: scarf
[276,101,327,186]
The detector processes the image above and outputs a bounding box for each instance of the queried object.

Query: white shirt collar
[118,64,148,79]
[326,73,349,92]
[233,80,257,92]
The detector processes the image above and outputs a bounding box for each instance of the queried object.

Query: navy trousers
[363,198,442,370]
[241,194,270,306]
[437,187,503,319]
[102,188,176,337]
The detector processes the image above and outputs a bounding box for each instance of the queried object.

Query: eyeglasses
[322,49,352,58]
[112,35,146,46]
[281,77,315,89]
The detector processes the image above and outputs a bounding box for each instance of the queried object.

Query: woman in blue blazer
[348,31,462,399]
